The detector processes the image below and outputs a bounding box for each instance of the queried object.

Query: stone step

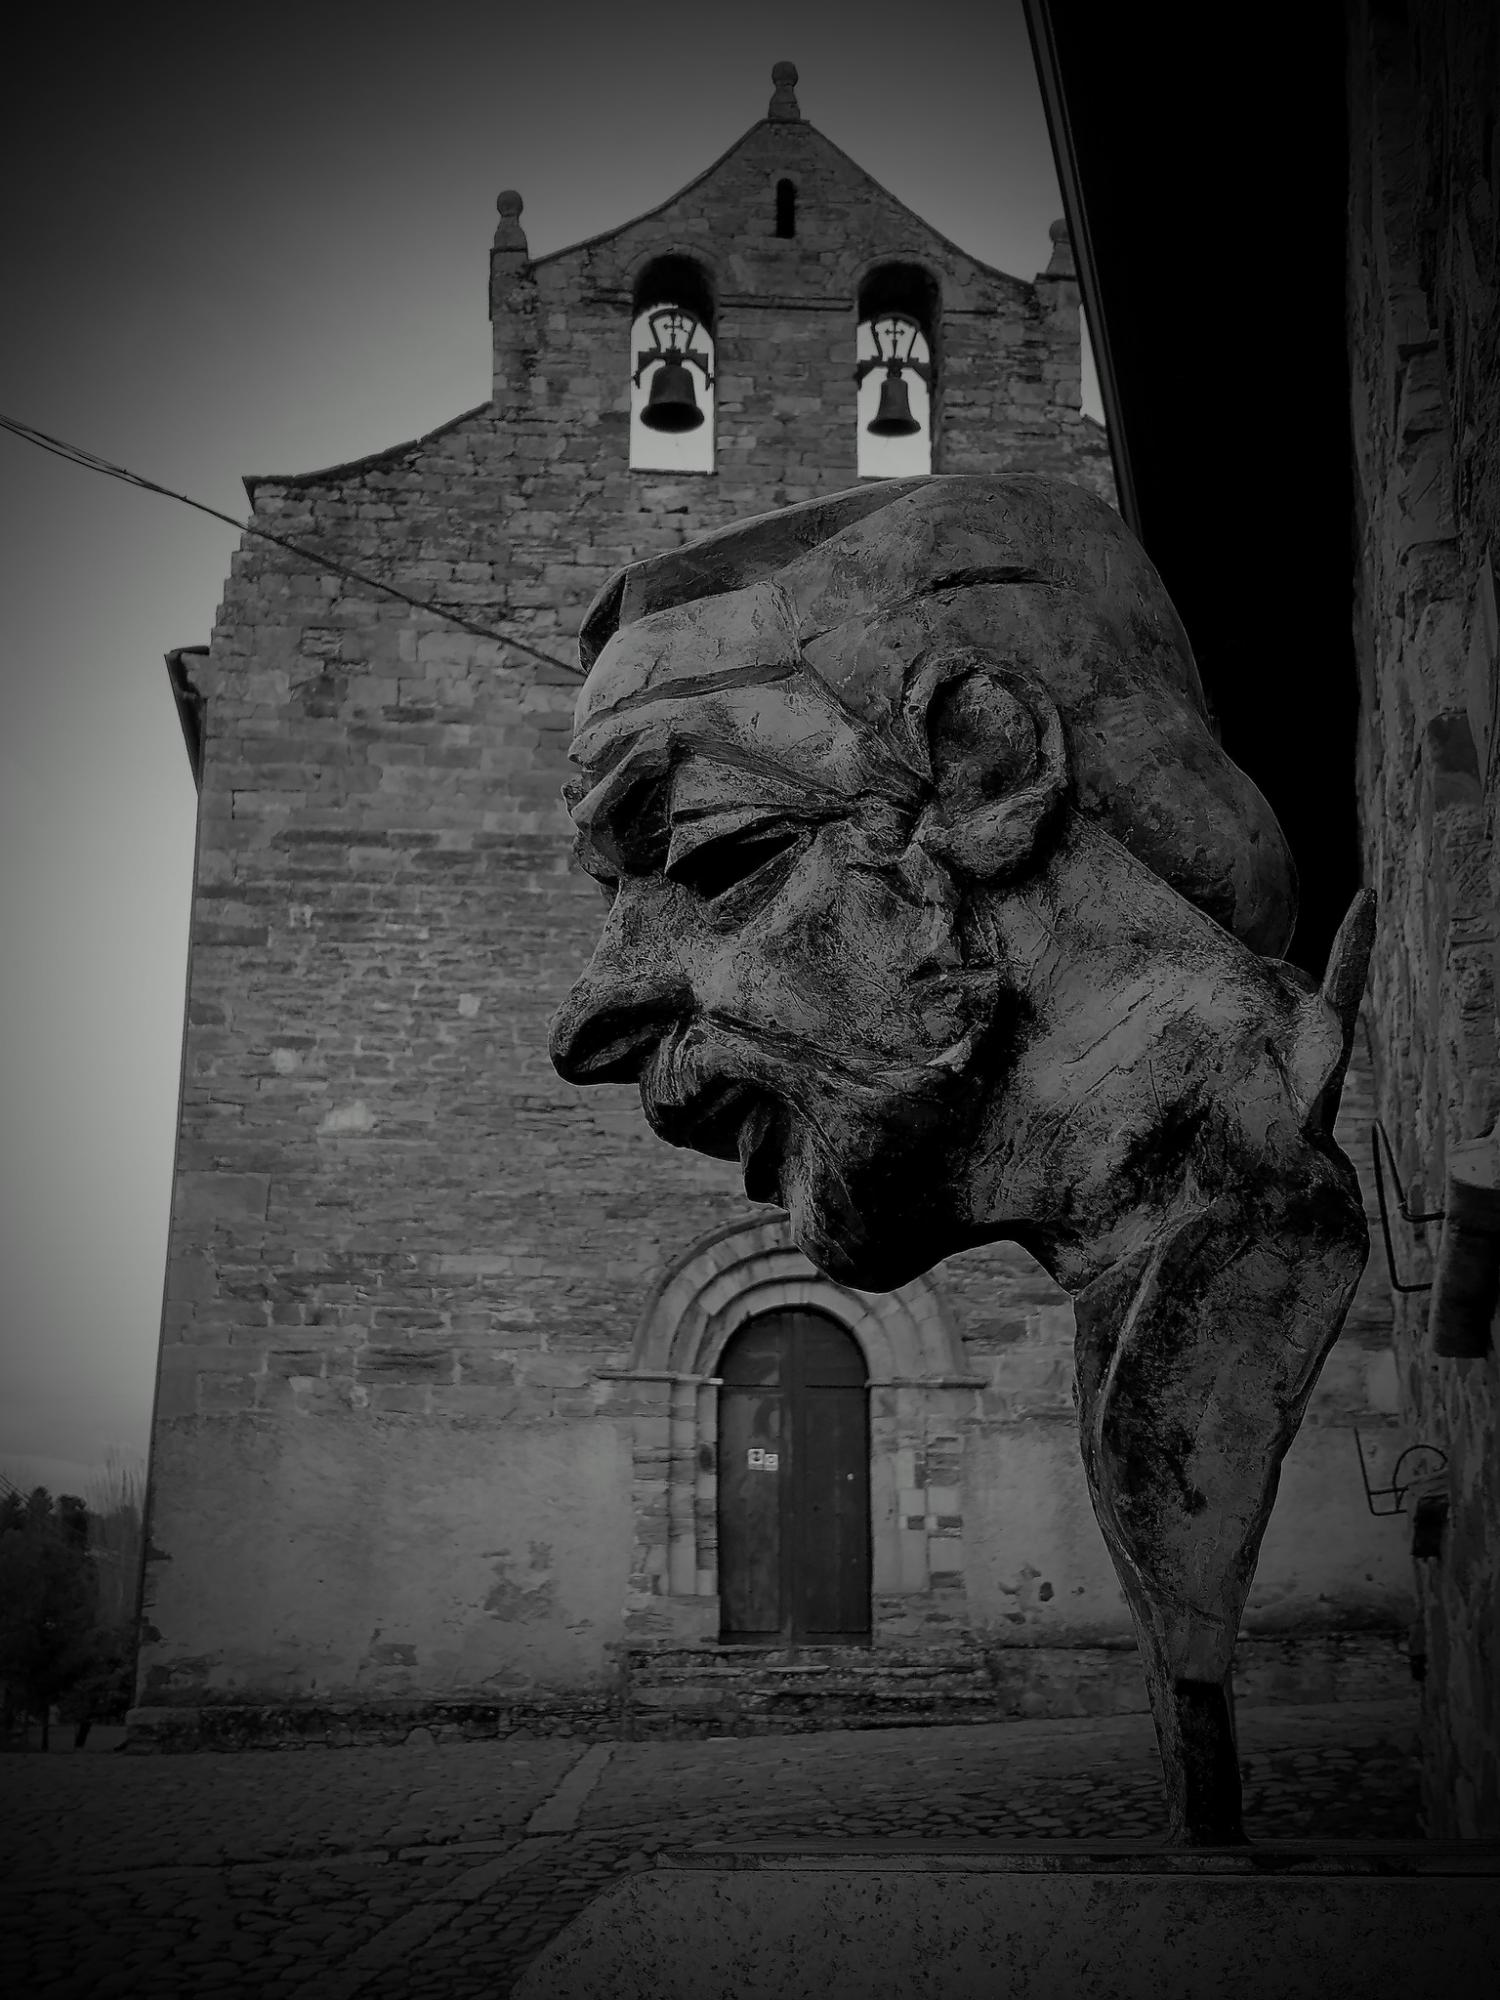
[628,1664,1004,1680]
[624,1648,997,1678]
[623,1692,1026,1735]
[615,1630,1414,1737]
[620,1646,1037,1732]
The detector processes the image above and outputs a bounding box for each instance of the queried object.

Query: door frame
[600,1215,985,1649]
[717,1308,872,1645]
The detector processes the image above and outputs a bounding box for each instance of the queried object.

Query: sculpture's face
[549,475,1301,1292]
[548,589,1008,1290]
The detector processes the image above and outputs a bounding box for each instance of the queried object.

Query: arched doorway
[717,1310,871,1643]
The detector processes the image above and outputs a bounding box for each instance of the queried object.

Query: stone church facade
[136,67,1411,1744]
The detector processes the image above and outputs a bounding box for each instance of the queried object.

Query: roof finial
[494,190,527,254]
[769,61,801,122]
[1045,217,1075,278]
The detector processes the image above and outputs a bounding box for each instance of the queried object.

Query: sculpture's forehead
[567,476,1204,810]
[570,483,1152,767]
[573,580,802,738]
[570,578,859,785]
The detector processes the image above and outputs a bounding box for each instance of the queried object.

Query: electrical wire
[0,413,585,679]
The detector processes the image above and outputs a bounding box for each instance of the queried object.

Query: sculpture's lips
[738,1097,782,1204]
[646,1074,783,1200]
[649,1075,756,1155]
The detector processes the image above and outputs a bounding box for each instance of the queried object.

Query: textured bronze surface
[552,475,1374,1842]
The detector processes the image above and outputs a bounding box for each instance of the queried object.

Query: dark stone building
[1347,0,1500,1838]
[137,65,1408,1746]
[1026,0,1498,1837]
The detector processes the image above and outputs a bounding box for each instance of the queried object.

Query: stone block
[173,1172,271,1227]
[154,1351,199,1420]
[369,1385,431,1414]
[166,1254,219,1304]
[429,1383,521,1418]
[455,1348,518,1385]
[197,1374,259,1413]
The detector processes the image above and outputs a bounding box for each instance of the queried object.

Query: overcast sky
[0,0,1098,1497]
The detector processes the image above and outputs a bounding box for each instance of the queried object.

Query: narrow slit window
[775,179,796,238]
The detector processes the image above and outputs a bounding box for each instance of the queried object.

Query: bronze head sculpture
[550,474,1373,1844]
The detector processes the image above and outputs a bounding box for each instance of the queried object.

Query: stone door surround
[600,1215,983,1639]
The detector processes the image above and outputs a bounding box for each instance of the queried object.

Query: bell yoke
[549,473,1373,1846]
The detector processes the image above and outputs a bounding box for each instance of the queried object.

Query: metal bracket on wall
[1352,1430,1448,1517]
[1370,1120,1445,1293]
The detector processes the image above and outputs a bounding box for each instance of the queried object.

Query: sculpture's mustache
[640,1017,786,1154]
[640,1015,877,1213]
[639,1012,975,1218]
[642,1010,962,1136]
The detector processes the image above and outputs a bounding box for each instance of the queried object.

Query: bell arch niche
[856,262,939,480]
[629,253,716,474]
[600,1214,984,1647]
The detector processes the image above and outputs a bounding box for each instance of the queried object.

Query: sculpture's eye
[667,822,807,905]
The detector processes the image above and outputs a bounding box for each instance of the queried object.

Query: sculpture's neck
[961,815,1339,1295]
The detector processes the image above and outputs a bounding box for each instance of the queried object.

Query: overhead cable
[0,413,584,679]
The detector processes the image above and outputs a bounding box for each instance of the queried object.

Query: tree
[58,1628,135,1743]
[0,1463,146,1745]
[84,1450,146,1635]
[0,1487,102,1747]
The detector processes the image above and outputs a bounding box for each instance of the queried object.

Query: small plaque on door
[747,1447,780,1470]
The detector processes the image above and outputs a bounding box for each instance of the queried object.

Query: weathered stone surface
[552,475,1374,1841]
[1348,0,1500,1838]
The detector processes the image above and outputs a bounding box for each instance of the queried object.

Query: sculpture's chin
[760,1100,964,1292]
[783,1176,949,1295]
[799,1223,943,1294]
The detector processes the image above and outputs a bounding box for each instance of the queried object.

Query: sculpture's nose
[549,957,687,1085]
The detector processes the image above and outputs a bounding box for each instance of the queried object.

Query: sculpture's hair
[577,474,1296,957]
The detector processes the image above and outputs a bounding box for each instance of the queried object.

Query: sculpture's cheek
[704,843,976,1072]
[686,856,921,1057]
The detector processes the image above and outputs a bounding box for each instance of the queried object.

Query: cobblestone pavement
[0,1698,1422,1999]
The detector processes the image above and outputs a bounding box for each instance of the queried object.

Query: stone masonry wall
[1348,0,1500,1835]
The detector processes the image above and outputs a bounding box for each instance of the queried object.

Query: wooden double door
[717,1310,871,1643]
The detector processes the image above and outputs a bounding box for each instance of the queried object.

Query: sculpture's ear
[906,651,1069,883]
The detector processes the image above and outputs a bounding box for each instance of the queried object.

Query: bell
[868,369,920,437]
[641,358,704,433]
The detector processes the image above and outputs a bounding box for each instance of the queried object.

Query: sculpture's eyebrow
[568,748,671,876]
[667,745,852,818]
[919,564,1053,594]
[570,731,850,882]
[593,794,667,875]
[584,659,798,725]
